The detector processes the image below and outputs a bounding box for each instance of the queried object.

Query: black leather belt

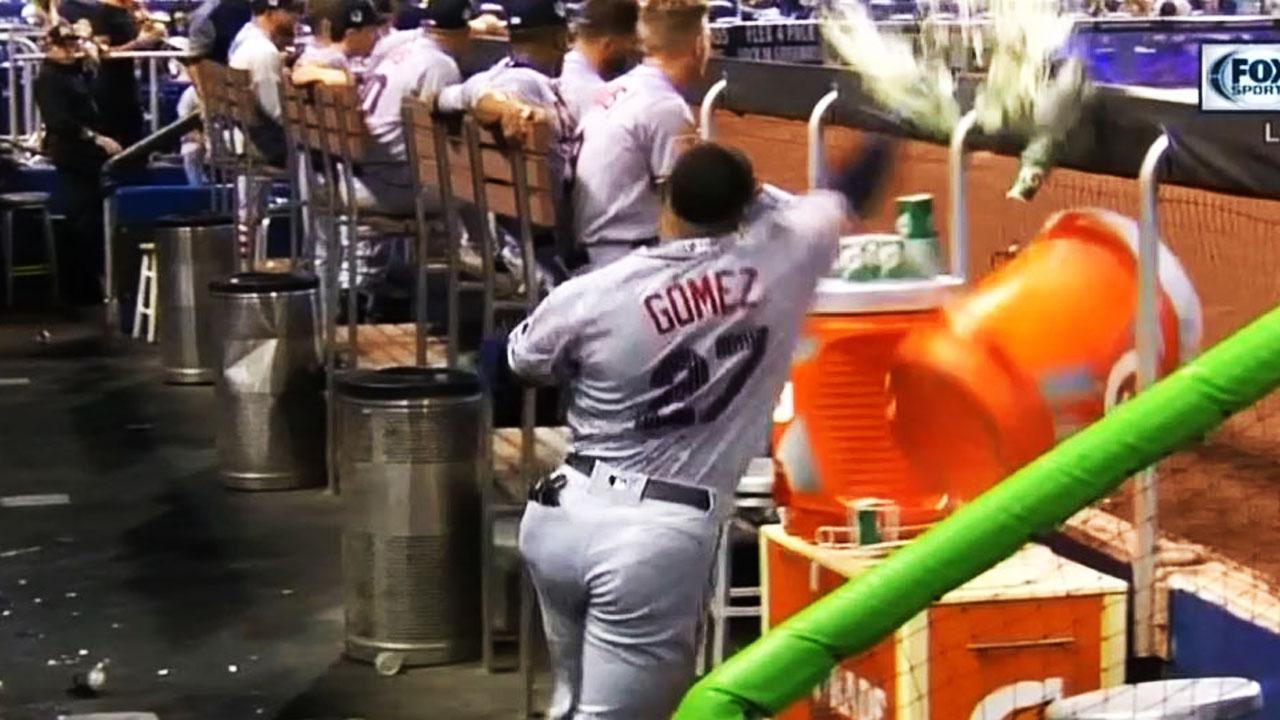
[591,237,659,249]
[555,453,712,512]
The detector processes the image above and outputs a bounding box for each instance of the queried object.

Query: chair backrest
[315,81,373,164]
[402,97,466,200]
[191,61,240,166]
[466,117,558,229]
[279,71,308,148]
[223,67,260,131]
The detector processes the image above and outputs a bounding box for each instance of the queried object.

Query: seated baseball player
[227,0,301,255]
[508,137,897,720]
[228,0,300,166]
[434,0,574,289]
[295,0,472,312]
[294,0,345,68]
[293,0,470,214]
[291,0,382,80]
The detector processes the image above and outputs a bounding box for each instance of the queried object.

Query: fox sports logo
[1205,45,1280,109]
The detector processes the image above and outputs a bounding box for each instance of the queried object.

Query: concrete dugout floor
[0,309,545,720]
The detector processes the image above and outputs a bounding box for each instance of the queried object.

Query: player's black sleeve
[826,134,898,218]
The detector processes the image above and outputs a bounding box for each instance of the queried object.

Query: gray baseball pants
[518,463,721,720]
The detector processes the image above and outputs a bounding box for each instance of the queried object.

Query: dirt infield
[714,110,1280,585]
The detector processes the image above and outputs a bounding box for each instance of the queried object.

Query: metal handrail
[947,109,978,282]
[9,49,192,136]
[1132,131,1171,660]
[6,35,40,138]
[100,110,204,336]
[806,87,839,189]
[699,76,728,141]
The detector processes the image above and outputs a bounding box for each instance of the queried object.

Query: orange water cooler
[771,266,963,542]
[888,208,1203,502]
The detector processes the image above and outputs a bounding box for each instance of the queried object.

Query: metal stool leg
[710,521,732,667]
[133,245,158,342]
[41,208,59,305]
[132,254,146,340]
[2,209,13,307]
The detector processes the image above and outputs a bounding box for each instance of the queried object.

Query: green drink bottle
[893,194,942,278]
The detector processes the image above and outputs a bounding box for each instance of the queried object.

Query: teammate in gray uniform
[228,0,300,257]
[509,138,896,720]
[435,0,568,115]
[292,0,382,76]
[295,0,345,67]
[569,0,709,272]
[436,0,573,288]
[295,0,470,297]
[353,0,470,211]
[557,0,638,125]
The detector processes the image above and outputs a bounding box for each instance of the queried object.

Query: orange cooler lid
[887,326,1057,505]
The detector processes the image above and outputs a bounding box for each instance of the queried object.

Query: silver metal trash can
[335,366,490,670]
[154,217,237,384]
[1046,678,1264,719]
[210,272,325,490]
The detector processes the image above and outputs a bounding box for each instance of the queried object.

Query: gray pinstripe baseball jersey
[508,188,847,506]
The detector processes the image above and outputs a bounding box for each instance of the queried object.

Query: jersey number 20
[635,326,769,431]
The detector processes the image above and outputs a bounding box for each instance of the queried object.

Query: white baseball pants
[518,464,721,720]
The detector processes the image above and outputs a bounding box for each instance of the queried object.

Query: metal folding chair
[460,115,559,717]
[401,97,473,368]
[277,71,316,267]
[190,61,238,220]
[315,81,418,356]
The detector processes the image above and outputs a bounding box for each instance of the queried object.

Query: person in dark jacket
[34,24,122,304]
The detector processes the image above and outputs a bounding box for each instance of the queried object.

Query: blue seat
[112,185,220,226]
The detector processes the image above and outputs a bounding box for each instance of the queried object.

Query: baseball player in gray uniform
[435,0,569,120]
[568,0,709,272]
[295,0,346,67]
[228,0,300,257]
[435,0,574,288]
[509,138,897,719]
[294,0,470,294]
[291,0,382,75]
[557,0,638,125]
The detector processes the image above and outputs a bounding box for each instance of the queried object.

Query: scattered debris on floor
[57,707,160,712]
[0,545,41,558]
[71,660,109,695]
[1,494,72,508]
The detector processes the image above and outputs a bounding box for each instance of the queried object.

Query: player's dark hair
[575,0,638,38]
[510,24,568,46]
[666,142,755,230]
[309,0,342,29]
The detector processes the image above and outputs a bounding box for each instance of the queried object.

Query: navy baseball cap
[333,0,380,32]
[504,0,568,29]
[422,0,473,28]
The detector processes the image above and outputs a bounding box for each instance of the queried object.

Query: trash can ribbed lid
[149,213,234,228]
[210,272,320,294]
[336,366,484,400]
[1046,678,1263,720]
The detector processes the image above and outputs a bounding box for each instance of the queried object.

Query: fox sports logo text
[1201,44,1280,111]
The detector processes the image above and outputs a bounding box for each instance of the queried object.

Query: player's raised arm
[825,133,899,220]
[507,280,588,384]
